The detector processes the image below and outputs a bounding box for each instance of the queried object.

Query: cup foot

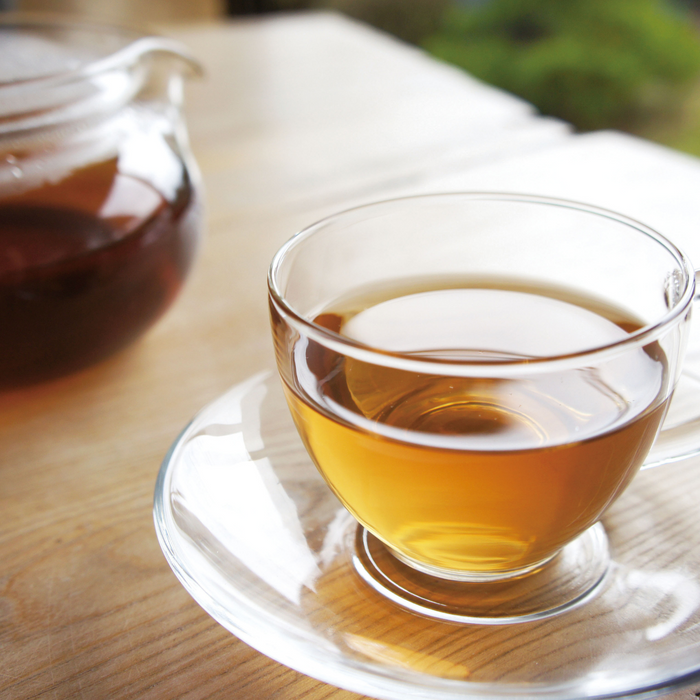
[353,523,610,624]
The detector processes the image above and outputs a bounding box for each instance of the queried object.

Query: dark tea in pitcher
[0,157,199,388]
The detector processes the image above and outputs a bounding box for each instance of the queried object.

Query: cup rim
[268,192,695,378]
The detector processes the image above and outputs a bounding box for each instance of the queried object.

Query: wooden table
[3,12,700,699]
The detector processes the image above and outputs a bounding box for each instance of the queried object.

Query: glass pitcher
[0,15,203,388]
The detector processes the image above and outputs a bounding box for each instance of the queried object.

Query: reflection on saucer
[171,373,320,605]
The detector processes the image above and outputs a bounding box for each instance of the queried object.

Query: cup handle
[643,269,700,468]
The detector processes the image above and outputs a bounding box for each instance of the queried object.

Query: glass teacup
[268,193,695,621]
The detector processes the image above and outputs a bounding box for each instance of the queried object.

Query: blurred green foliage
[422,0,700,131]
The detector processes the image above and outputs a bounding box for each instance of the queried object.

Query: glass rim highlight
[268,192,695,378]
[0,13,202,91]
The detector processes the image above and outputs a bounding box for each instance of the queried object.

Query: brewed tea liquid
[0,157,198,387]
[280,281,670,575]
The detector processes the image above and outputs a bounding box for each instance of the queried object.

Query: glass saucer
[154,371,700,700]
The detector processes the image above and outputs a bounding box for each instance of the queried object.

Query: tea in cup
[268,193,694,620]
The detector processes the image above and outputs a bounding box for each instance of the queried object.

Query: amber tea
[277,281,670,577]
[270,193,694,621]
